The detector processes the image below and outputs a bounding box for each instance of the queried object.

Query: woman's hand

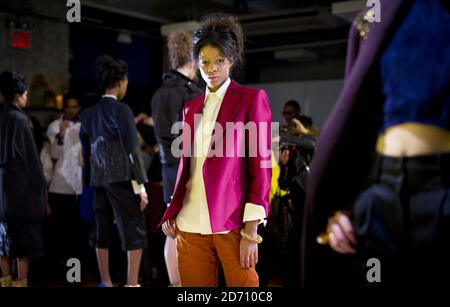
[326,211,357,254]
[134,112,148,123]
[135,113,153,126]
[240,220,259,269]
[139,191,148,211]
[162,219,177,239]
[291,118,309,135]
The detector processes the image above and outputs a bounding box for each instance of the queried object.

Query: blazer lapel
[209,80,243,149]
[183,94,205,156]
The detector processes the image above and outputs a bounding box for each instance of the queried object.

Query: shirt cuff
[131,180,146,195]
[243,203,267,226]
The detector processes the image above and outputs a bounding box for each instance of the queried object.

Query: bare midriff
[376,123,450,156]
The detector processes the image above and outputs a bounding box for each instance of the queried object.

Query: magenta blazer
[160,80,272,232]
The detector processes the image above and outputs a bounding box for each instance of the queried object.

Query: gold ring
[316,232,334,245]
[316,232,328,245]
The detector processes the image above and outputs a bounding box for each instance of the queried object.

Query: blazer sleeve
[246,90,272,217]
[118,105,148,185]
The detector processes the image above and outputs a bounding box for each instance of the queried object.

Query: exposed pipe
[246,38,347,54]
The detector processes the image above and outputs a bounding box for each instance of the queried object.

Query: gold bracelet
[240,229,263,244]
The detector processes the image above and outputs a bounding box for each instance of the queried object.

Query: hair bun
[193,13,244,67]
[95,55,128,91]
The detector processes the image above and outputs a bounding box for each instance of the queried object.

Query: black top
[80,96,148,187]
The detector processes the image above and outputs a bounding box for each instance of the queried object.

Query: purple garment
[302,0,415,287]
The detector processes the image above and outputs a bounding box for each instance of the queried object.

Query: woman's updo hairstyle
[95,55,128,91]
[168,31,193,70]
[193,13,244,67]
[0,70,28,101]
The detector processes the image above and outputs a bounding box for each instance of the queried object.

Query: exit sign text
[11,31,32,49]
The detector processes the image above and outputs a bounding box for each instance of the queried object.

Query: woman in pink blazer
[161,13,272,287]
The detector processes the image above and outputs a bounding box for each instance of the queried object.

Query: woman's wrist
[244,220,259,236]
[240,228,263,244]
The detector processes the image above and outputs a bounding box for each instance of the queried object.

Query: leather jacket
[80,97,148,187]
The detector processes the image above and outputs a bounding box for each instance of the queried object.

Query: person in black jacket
[79,55,149,287]
[0,71,46,287]
[136,31,203,286]
[137,31,203,202]
[263,101,316,287]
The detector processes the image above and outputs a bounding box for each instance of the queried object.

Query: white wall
[248,79,344,130]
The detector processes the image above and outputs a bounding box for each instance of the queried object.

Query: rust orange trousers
[176,228,259,287]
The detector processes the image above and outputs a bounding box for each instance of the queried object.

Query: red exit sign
[11,30,32,49]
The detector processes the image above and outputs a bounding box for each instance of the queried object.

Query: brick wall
[0,0,69,107]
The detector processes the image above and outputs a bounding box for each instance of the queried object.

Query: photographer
[268,100,316,287]
[279,100,316,194]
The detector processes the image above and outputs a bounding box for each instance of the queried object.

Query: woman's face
[198,45,232,92]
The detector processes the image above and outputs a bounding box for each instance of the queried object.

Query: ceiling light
[117,31,132,44]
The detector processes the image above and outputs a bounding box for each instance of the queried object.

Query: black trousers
[352,153,450,286]
[91,181,147,251]
[0,222,44,258]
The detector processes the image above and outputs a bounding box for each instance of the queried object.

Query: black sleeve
[119,106,148,184]
[151,89,182,143]
[119,106,139,152]
[13,116,45,192]
[128,145,148,184]
[79,123,91,186]
[278,163,291,190]
[280,134,316,152]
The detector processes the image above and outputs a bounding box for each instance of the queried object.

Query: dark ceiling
[76,0,365,82]
[83,0,343,23]
[83,1,357,62]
